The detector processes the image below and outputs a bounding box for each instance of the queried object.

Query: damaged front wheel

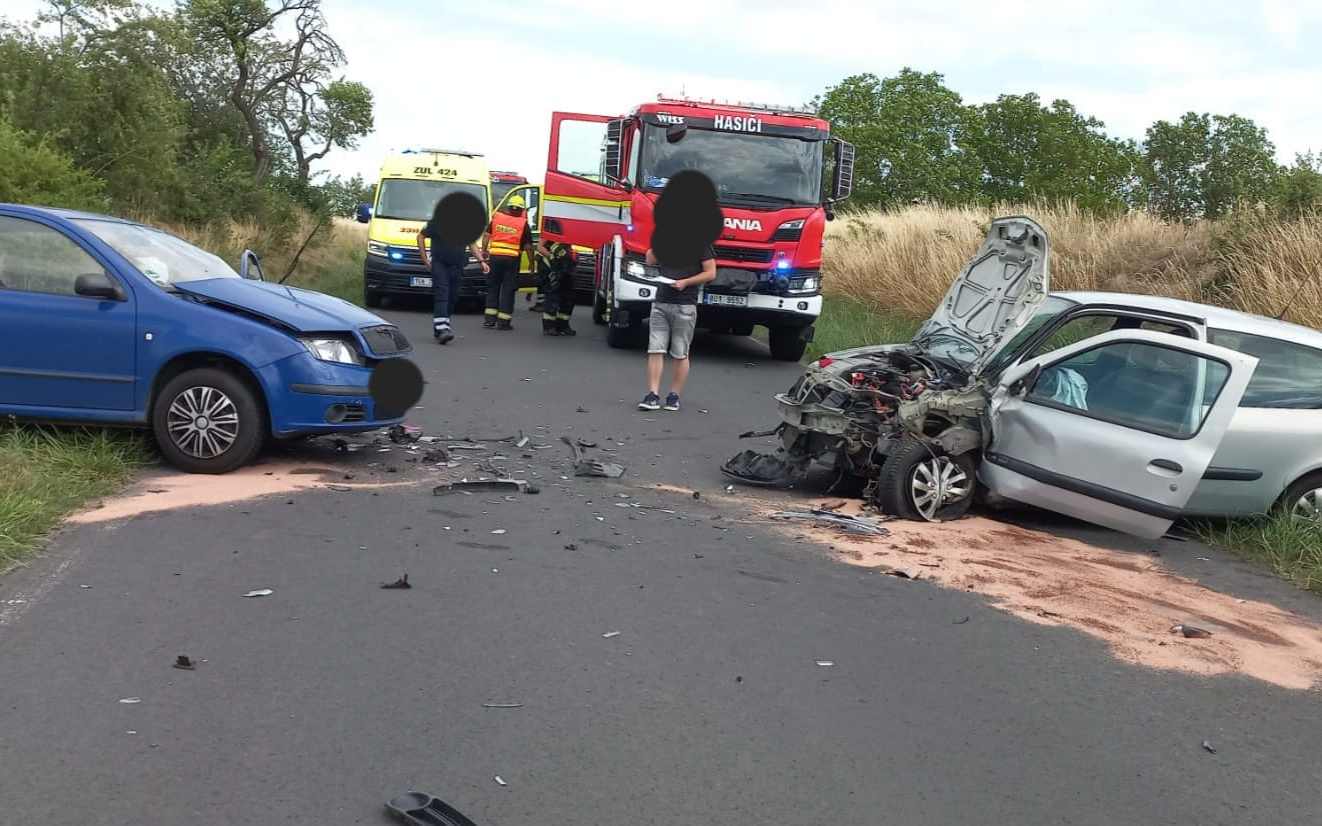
[876,437,975,522]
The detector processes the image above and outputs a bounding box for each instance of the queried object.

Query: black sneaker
[496,319,513,331]
[482,316,497,328]
[663,392,680,412]
[638,392,661,411]
[435,328,455,345]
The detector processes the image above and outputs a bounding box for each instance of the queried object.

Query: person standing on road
[417,194,488,344]
[537,241,578,336]
[638,244,716,410]
[481,194,536,331]
[638,170,722,412]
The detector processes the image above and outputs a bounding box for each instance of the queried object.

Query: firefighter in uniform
[537,241,577,336]
[481,194,535,330]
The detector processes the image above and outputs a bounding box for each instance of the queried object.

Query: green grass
[286,243,366,306]
[0,424,147,570]
[1193,515,1322,593]
[808,295,922,359]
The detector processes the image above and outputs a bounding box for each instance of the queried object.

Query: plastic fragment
[119,697,141,704]
[242,589,274,598]
[602,631,621,638]
[1202,740,1216,754]
[494,776,508,787]
[1171,624,1213,638]
[173,655,196,670]
[381,574,411,590]
[482,703,523,709]
[815,660,834,667]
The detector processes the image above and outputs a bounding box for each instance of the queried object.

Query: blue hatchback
[0,205,417,473]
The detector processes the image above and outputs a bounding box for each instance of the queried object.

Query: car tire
[152,368,265,474]
[364,287,381,308]
[769,325,808,361]
[876,436,976,522]
[1279,471,1322,522]
[730,323,755,337]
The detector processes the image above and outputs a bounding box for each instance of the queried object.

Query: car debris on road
[563,436,625,478]
[381,574,411,590]
[242,589,274,598]
[1171,623,1213,638]
[769,509,891,536]
[433,479,539,496]
[173,655,196,670]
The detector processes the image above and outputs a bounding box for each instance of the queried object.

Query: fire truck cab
[541,97,854,361]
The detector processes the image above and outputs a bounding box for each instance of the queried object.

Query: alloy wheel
[910,455,971,521]
[1292,487,1322,522]
[166,385,240,459]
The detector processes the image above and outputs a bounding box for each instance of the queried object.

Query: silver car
[726,216,1322,538]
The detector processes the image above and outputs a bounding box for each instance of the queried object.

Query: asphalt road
[2,301,1321,826]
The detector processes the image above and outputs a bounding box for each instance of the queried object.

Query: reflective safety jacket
[487,211,528,259]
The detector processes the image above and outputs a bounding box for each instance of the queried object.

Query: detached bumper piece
[385,791,478,826]
[722,448,809,487]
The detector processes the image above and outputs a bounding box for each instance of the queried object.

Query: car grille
[360,324,411,356]
[714,245,773,264]
[387,245,424,265]
[343,403,366,422]
[573,250,596,293]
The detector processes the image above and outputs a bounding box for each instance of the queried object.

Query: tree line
[0,0,373,228]
[816,69,1322,221]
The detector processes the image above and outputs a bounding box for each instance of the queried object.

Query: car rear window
[1208,329,1322,409]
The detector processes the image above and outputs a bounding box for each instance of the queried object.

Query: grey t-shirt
[655,245,715,305]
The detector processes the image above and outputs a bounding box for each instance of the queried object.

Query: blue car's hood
[174,278,386,333]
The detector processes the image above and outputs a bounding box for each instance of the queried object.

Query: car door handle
[1149,459,1183,474]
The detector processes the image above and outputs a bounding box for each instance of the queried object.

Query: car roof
[0,203,141,226]
[1054,290,1322,349]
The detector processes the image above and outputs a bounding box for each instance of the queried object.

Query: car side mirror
[240,249,265,281]
[74,271,123,300]
[355,203,372,223]
[1008,363,1042,396]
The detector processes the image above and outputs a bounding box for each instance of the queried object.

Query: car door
[493,183,542,276]
[981,329,1256,538]
[0,215,137,411]
[542,112,631,251]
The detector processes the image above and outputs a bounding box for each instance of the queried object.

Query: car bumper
[259,352,409,437]
[364,255,488,298]
[611,281,823,328]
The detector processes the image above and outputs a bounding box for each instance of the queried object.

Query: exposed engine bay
[723,216,1051,522]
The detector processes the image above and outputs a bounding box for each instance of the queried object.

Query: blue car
[0,205,416,473]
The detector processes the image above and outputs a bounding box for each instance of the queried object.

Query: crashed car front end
[725,216,1050,520]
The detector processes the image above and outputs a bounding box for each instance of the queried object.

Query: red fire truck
[540,96,854,360]
[489,170,528,207]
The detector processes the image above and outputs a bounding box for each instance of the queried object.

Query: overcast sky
[6,0,1322,183]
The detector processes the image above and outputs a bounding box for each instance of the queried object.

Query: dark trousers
[485,256,519,320]
[542,265,575,320]
[431,259,461,331]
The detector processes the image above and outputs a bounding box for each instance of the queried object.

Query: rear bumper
[259,352,408,437]
[364,256,487,298]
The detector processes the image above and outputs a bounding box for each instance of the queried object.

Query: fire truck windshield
[640,125,823,206]
[375,179,488,222]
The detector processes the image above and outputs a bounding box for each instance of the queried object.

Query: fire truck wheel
[592,293,607,325]
[768,325,809,361]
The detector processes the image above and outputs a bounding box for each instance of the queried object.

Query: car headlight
[779,219,805,230]
[367,240,388,257]
[787,276,819,293]
[300,337,362,365]
[625,259,647,278]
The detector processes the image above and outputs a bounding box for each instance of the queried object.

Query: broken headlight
[299,336,363,366]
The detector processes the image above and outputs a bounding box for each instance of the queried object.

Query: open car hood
[174,278,387,333]
[911,216,1049,374]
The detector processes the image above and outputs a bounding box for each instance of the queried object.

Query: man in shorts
[638,244,716,411]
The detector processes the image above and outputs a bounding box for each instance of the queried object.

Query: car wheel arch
[150,352,271,436]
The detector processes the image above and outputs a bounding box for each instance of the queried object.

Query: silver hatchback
[728,216,1322,538]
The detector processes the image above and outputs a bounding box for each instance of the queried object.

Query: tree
[180,0,364,184]
[1142,112,1279,220]
[817,69,981,208]
[275,78,373,186]
[0,114,106,210]
[1272,152,1322,219]
[972,93,1142,212]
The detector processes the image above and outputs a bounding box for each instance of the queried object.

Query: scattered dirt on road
[69,462,414,525]
[654,485,1322,690]
[779,499,1322,690]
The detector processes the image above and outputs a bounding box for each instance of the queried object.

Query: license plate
[704,293,747,307]
[410,276,432,288]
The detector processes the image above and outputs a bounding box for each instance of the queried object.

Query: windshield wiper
[723,192,798,205]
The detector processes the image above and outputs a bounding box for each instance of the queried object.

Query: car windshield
[74,219,240,287]
[640,125,823,206]
[375,179,488,221]
[979,295,1080,374]
[490,180,522,205]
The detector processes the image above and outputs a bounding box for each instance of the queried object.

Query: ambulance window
[556,121,607,183]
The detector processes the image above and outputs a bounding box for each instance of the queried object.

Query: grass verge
[1193,516,1322,593]
[808,295,920,359]
[0,425,146,571]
